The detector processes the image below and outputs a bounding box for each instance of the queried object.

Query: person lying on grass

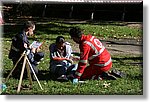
[49,36,78,81]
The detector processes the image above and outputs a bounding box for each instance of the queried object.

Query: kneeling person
[8,21,44,79]
[69,27,115,84]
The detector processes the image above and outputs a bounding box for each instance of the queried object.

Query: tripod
[5,50,43,93]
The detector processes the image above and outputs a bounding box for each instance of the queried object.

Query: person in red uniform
[69,27,116,84]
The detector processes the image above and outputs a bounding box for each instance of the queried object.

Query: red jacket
[75,34,112,79]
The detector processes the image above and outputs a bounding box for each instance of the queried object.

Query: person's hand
[66,59,73,64]
[72,56,80,61]
[31,48,36,53]
[0,83,7,92]
[72,78,78,84]
[36,47,40,52]
[67,74,74,79]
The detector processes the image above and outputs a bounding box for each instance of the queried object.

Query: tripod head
[24,48,30,55]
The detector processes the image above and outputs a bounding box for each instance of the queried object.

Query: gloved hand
[0,83,7,92]
[72,78,78,84]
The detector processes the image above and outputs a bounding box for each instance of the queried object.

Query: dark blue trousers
[12,52,44,76]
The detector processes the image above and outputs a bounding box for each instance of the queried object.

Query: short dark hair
[56,36,65,44]
[69,27,82,38]
[23,21,35,30]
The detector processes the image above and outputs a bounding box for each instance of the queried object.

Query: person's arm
[51,51,73,63]
[64,43,74,63]
[49,43,55,60]
[74,43,90,79]
[52,56,68,61]
[49,44,68,61]
[17,33,29,52]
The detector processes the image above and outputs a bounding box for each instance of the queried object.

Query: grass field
[1,20,143,95]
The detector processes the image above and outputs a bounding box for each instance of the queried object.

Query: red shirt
[75,34,111,79]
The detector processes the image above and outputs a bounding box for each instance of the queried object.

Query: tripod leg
[26,57,43,90]
[17,54,27,93]
[5,53,25,83]
[26,62,33,88]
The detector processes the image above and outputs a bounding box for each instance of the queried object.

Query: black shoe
[110,69,126,78]
[101,72,117,80]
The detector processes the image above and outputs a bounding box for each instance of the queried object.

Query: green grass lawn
[1,20,143,95]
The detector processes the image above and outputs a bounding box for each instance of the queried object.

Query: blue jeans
[28,52,44,74]
[50,60,77,78]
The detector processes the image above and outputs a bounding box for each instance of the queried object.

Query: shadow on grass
[3,69,68,82]
[4,18,141,39]
[59,19,142,27]
[112,56,143,66]
[3,21,71,39]
[106,40,142,46]
[3,69,51,81]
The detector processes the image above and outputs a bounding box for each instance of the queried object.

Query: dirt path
[102,38,142,55]
[71,38,142,56]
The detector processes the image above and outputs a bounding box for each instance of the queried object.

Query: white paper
[30,41,42,48]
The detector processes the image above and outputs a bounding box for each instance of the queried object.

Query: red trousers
[80,62,112,80]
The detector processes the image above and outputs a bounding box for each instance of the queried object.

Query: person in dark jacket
[8,21,44,78]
